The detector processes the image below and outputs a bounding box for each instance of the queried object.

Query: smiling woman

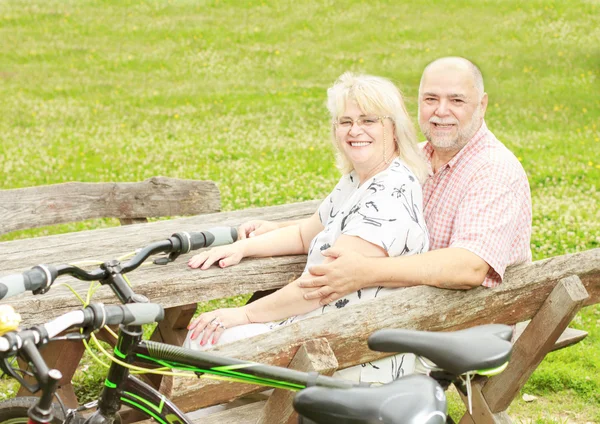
[329,72,428,183]
[183,72,429,383]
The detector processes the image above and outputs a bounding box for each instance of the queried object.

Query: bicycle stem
[100,261,138,304]
[27,369,63,424]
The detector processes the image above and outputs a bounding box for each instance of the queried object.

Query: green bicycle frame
[87,324,355,424]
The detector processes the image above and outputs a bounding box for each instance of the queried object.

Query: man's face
[418,66,487,153]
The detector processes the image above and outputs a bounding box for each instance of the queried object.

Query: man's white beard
[421,107,483,152]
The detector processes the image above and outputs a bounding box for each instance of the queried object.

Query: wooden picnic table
[2,197,599,423]
[0,200,319,326]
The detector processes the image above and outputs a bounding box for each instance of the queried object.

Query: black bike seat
[368,324,512,376]
[294,374,446,424]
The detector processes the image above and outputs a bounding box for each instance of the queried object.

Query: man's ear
[480,93,489,116]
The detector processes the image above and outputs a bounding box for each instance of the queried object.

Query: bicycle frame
[0,233,452,424]
[90,323,356,424]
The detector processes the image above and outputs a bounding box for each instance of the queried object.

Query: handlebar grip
[0,267,55,300]
[189,227,238,250]
[104,303,164,326]
[0,274,26,300]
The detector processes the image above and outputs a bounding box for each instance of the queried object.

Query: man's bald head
[418,57,489,156]
[420,57,485,100]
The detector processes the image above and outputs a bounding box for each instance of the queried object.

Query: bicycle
[0,229,512,424]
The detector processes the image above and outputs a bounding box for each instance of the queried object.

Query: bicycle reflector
[0,305,21,335]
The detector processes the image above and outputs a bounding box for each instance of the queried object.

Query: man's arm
[243,235,387,322]
[299,247,489,304]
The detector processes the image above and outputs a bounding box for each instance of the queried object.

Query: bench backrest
[0,176,221,235]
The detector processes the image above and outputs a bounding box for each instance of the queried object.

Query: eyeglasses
[334,115,391,130]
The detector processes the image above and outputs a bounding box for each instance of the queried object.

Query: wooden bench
[0,176,221,233]
[0,176,221,407]
[1,194,598,423]
[132,247,599,424]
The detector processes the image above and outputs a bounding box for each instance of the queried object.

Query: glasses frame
[333,115,392,132]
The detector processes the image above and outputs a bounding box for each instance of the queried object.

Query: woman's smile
[348,140,373,147]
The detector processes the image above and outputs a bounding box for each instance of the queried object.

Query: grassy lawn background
[0,0,598,422]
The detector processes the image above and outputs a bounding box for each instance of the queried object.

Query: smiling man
[240,57,532,302]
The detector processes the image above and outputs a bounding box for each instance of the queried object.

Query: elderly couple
[183,56,532,382]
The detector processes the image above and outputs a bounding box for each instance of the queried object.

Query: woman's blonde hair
[326,72,428,182]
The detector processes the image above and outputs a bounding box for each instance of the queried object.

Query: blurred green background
[0,0,598,421]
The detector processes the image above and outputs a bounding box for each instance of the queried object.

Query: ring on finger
[213,319,226,330]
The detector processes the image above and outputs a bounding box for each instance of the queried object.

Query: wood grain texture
[17,339,85,409]
[257,338,338,424]
[482,275,589,412]
[0,220,597,328]
[199,401,267,424]
[166,250,599,411]
[458,377,513,424]
[0,200,320,325]
[514,322,588,352]
[0,176,221,234]
[1,199,598,412]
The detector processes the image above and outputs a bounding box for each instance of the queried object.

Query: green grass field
[0,0,599,421]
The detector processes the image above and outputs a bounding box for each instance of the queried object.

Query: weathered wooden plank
[1,197,598,413]
[151,304,197,347]
[482,275,589,412]
[165,251,600,411]
[126,400,269,424]
[17,339,85,409]
[458,377,512,424]
[257,338,338,424]
[199,401,266,424]
[514,322,588,352]
[1,234,597,329]
[146,304,197,391]
[0,176,221,234]
[550,327,588,351]
[0,201,320,326]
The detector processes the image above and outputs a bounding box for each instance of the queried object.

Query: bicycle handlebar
[189,227,238,251]
[0,226,238,301]
[0,274,26,300]
[0,266,54,300]
[0,303,164,353]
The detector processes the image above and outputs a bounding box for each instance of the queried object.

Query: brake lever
[0,357,40,393]
[153,251,180,265]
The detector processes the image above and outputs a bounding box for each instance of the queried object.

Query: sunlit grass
[0,0,599,420]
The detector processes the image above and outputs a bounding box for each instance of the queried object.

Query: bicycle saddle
[294,374,446,424]
[368,324,512,376]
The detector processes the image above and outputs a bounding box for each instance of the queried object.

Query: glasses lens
[336,116,383,129]
[359,116,380,127]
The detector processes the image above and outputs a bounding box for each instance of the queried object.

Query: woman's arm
[188,234,387,345]
[238,219,307,240]
[242,234,387,322]
[189,211,323,269]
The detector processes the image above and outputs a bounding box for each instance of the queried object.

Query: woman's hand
[188,244,245,270]
[187,307,251,346]
[237,220,279,240]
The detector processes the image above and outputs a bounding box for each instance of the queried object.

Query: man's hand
[297,247,374,305]
[237,220,279,240]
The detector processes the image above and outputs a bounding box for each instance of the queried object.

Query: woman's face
[335,102,395,172]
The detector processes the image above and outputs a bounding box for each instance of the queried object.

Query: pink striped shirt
[421,121,532,287]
